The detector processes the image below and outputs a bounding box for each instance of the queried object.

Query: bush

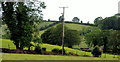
[42,48,46,51]
[92,45,102,57]
[58,49,66,54]
[34,44,42,54]
[68,52,74,55]
[52,48,59,53]
[52,48,66,54]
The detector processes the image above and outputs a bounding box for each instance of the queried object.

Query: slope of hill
[39,21,98,31]
[2,21,98,37]
[1,39,119,58]
[38,22,98,35]
[2,22,98,49]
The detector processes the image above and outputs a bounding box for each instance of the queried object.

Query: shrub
[92,45,102,57]
[52,48,66,55]
[52,48,59,53]
[42,48,46,51]
[68,52,74,55]
[34,44,42,54]
[58,49,66,54]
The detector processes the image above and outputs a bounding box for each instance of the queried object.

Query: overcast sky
[41,0,120,23]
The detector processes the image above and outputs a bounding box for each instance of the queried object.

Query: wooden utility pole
[59,7,68,55]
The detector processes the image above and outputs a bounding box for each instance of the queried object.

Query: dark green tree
[48,19,50,21]
[100,16,116,30]
[85,29,110,52]
[2,2,20,49]
[64,29,80,48]
[41,23,81,48]
[72,17,80,22]
[94,17,103,25]
[81,20,83,23]
[85,29,104,47]
[92,45,102,57]
[59,15,63,22]
[97,14,120,53]
[99,14,120,30]
[16,2,34,49]
[2,1,46,50]
[108,30,120,54]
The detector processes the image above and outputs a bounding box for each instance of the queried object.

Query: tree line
[85,14,120,54]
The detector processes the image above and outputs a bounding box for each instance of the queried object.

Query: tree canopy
[59,15,64,21]
[41,23,81,48]
[97,14,120,30]
[72,17,80,22]
[94,17,103,25]
[2,1,46,50]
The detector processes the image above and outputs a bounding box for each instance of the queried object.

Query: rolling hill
[2,21,98,49]
[1,39,119,58]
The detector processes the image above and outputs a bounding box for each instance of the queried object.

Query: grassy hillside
[1,39,119,58]
[1,39,16,49]
[2,22,97,37]
[37,22,54,29]
[2,22,118,59]
[65,23,98,31]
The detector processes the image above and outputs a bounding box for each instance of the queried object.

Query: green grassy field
[1,53,119,60]
[1,22,120,60]
[37,22,54,29]
[65,23,98,31]
[38,22,98,35]
[1,39,120,59]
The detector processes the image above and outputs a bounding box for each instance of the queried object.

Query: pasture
[1,39,120,59]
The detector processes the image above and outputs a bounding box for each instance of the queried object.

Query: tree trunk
[20,44,24,50]
[28,46,30,51]
[15,42,20,49]
[103,37,107,53]
[16,45,19,49]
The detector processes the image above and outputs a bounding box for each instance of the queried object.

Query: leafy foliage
[92,45,102,57]
[85,29,110,47]
[35,44,42,54]
[85,29,103,47]
[2,25,11,39]
[2,1,46,49]
[98,14,120,30]
[94,17,103,25]
[72,17,80,22]
[59,15,63,21]
[41,23,81,48]
[58,49,66,54]
[52,48,66,54]
[52,48,59,53]
[108,30,120,54]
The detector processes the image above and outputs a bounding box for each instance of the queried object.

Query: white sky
[41,0,120,23]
